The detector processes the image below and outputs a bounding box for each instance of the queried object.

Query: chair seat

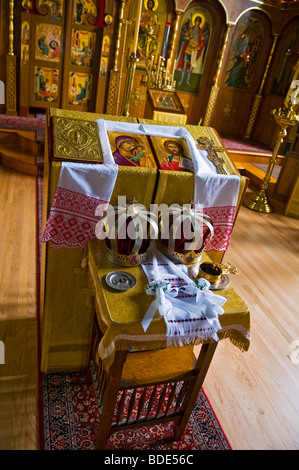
[120,345,197,388]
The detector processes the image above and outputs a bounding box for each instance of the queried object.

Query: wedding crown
[95,198,159,267]
[158,203,214,265]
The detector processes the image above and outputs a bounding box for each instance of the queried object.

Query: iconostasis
[19,0,109,114]
[16,0,299,146]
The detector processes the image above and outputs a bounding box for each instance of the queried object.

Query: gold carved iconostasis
[19,0,112,114]
[108,0,299,149]
[0,0,298,147]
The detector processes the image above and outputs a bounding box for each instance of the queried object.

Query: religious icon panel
[148,89,185,113]
[71,29,96,67]
[73,0,98,25]
[34,66,59,103]
[224,16,263,90]
[35,22,62,62]
[271,25,299,98]
[106,131,194,172]
[107,132,158,168]
[174,7,212,95]
[150,136,194,172]
[21,21,30,66]
[135,0,167,69]
[68,72,93,106]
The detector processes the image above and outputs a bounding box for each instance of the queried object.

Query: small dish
[209,274,230,290]
[105,271,137,291]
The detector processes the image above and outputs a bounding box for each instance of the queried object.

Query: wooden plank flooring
[0,165,38,450]
[203,196,299,450]
[0,164,298,450]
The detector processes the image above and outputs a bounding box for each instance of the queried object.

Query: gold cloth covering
[41,109,248,373]
[41,162,159,372]
[87,240,250,372]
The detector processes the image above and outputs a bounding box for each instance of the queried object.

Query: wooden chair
[90,316,218,450]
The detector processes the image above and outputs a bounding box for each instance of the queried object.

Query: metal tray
[105,271,137,291]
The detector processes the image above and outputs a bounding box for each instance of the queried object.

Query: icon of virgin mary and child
[112,135,156,168]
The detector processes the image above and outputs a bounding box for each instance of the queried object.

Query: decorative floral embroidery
[203,206,236,251]
[42,187,108,249]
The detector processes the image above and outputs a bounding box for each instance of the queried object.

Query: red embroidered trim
[203,206,236,252]
[42,190,236,252]
[42,187,108,249]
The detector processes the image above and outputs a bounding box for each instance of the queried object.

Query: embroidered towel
[193,172,240,252]
[42,162,118,249]
[141,243,226,346]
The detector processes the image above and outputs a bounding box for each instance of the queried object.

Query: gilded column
[244,34,279,139]
[203,24,232,127]
[6,0,17,115]
[120,0,143,116]
[113,0,126,71]
[106,0,126,115]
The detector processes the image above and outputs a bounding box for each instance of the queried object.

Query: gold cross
[196,137,227,175]
[129,197,139,205]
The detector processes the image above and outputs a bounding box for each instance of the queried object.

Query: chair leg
[95,350,128,450]
[173,342,218,440]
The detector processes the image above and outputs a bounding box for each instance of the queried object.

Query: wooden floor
[0,164,298,450]
[0,165,38,450]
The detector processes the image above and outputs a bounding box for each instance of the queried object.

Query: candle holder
[120,53,139,117]
[243,100,299,213]
[141,56,176,91]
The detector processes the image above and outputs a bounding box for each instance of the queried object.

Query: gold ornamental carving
[6,55,17,113]
[204,24,232,127]
[196,137,227,175]
[6,0,17,116]
[185,126,231,175]
[131,87,146,106]
[203,86,219,127]
[244,34,279,139]
[52,117,103,162]
[223,102,237,118]
[106,70,120,115]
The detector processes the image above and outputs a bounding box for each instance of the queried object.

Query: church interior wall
[0,0,298,148]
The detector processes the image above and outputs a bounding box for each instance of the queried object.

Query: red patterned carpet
[0,113,46,142]
[41,370,231,450]
[0,113,45,129]
[221,137,272,153]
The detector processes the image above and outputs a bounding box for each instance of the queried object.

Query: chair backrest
[90,316,218,449]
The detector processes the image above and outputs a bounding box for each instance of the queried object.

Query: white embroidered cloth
[97,119,240,252]
[42,122,240,252]
[193,173,240,252]
[42,162,118,249]
[141,243,226,345]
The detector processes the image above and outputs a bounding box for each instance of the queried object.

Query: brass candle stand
[120,53,138,117]
[141,57,176,91]
[244,101,299,213]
